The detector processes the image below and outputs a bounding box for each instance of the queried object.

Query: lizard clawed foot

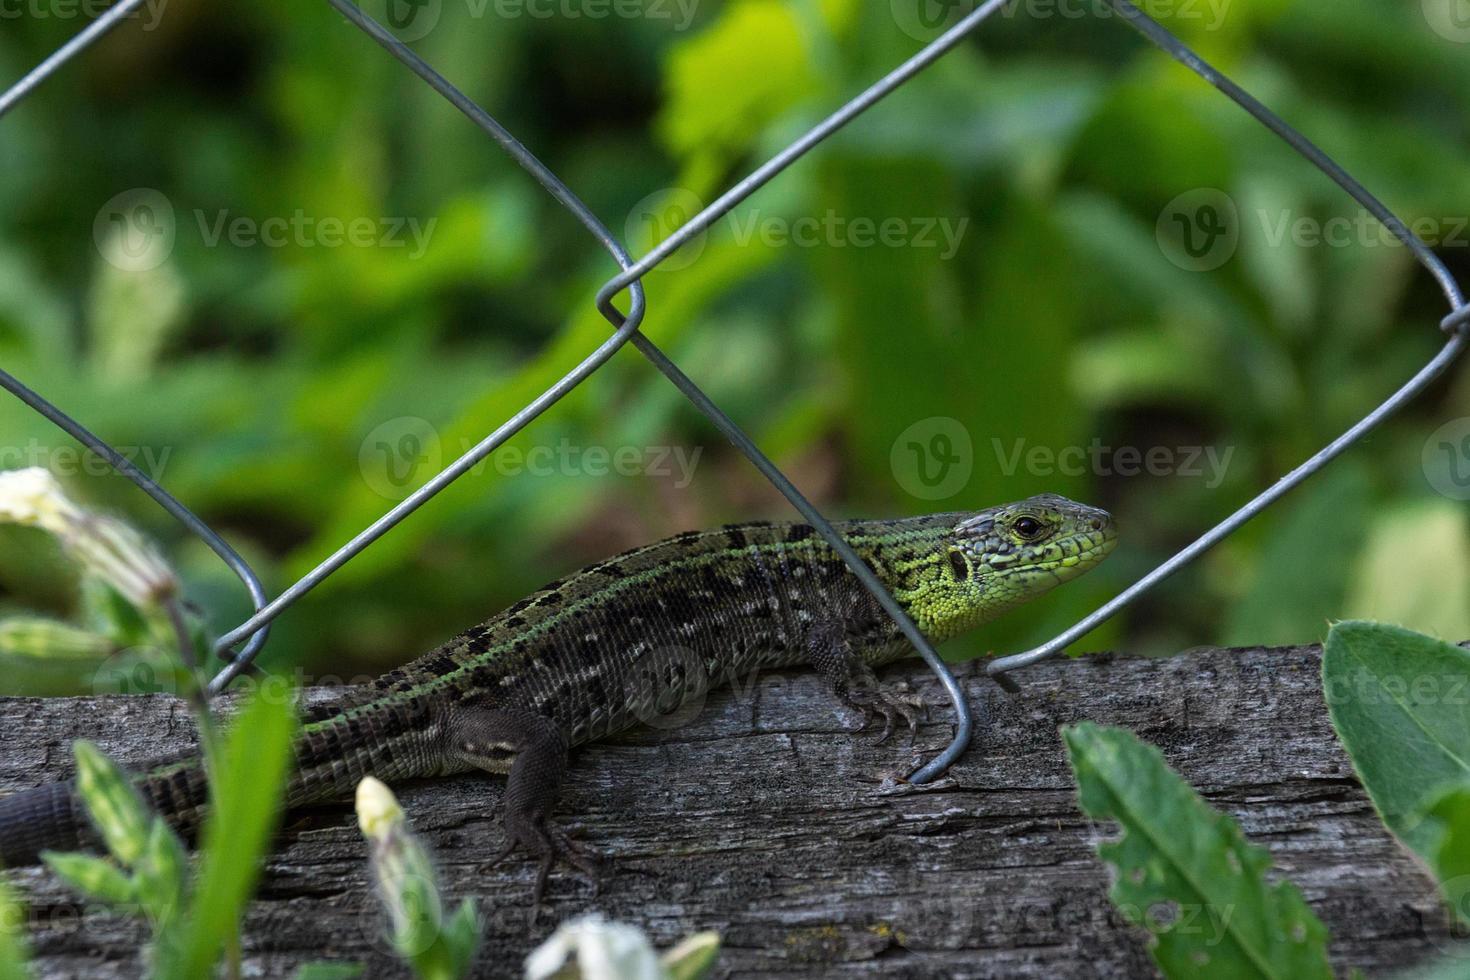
[845,680,929,745]
[485,812,603,910]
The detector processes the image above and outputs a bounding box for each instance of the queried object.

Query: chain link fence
[0,0,1466,782]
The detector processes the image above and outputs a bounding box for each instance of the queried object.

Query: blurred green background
[0,0,1467,694]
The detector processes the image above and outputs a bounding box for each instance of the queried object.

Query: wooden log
[0,644,1458,978]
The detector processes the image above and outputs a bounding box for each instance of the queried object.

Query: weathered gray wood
[0,644,1458,979]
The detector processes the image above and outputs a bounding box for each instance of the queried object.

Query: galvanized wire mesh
[1,0,1466,783]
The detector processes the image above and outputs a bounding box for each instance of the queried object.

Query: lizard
[0,493,1116,903]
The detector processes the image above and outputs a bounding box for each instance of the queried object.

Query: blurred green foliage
[0,0,1467,690]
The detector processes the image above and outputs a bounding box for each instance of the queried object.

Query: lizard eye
[1014,517,1043,540]
[947,549,969,581]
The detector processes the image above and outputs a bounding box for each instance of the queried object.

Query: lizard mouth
[995,524,1118,577]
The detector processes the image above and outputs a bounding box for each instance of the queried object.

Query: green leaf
[1420,784,1470,927]
[1322,621,1470,857]
[292,964,364,980]
[662,931,722,980]
[80,579,153,651]
[71,740,152,867]
[135,818,189,929]
[656,0,821,163]
[159,690,298,980]
[0,617,114,662]
[436,899,481,980]
[40,852,136,907]
[1063,722,1333,979]
[0,882,31,980]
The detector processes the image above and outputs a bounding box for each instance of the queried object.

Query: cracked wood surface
[0,644,1457,978]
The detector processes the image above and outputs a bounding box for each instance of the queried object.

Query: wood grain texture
[0,644,1458,978]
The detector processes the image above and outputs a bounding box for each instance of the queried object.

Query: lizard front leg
[446,705,599,906]
[804,619,927,744]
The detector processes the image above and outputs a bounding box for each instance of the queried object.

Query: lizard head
[895,493,1117,641]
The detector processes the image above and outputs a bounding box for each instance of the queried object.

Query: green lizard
[0,493,1115,902]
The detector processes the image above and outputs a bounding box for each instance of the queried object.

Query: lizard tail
[0,753,210,868]
[0,782,86,867]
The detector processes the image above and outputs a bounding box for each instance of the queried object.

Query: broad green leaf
[292,964,364,980]
[1421,785,1470,927]
[160,690,298,980]
[40,852,136,907]
[1322,621,1470,857]
[0,882,30,980]
[436,898,481,980]
[657,0,821,163]
[0,617,113,662]
[71,740,151,867]
[1064,722,1333,979]
[1224,462,1370,648]
[662,931,722,980]
[1346,503,1470,642]
[135,818,189,929]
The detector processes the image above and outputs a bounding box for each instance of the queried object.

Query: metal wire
[1,0,1465,779]
[0,0,149,119]
[987,0,1469,681]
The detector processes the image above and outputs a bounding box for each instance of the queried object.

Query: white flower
[0,467,176,607]
[356,777,405,840]
[0,467,83,535]
[525,915,665,980]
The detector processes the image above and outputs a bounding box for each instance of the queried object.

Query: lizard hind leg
[448,706,601,907]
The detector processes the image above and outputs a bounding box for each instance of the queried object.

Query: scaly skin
[0,493,1116,900]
